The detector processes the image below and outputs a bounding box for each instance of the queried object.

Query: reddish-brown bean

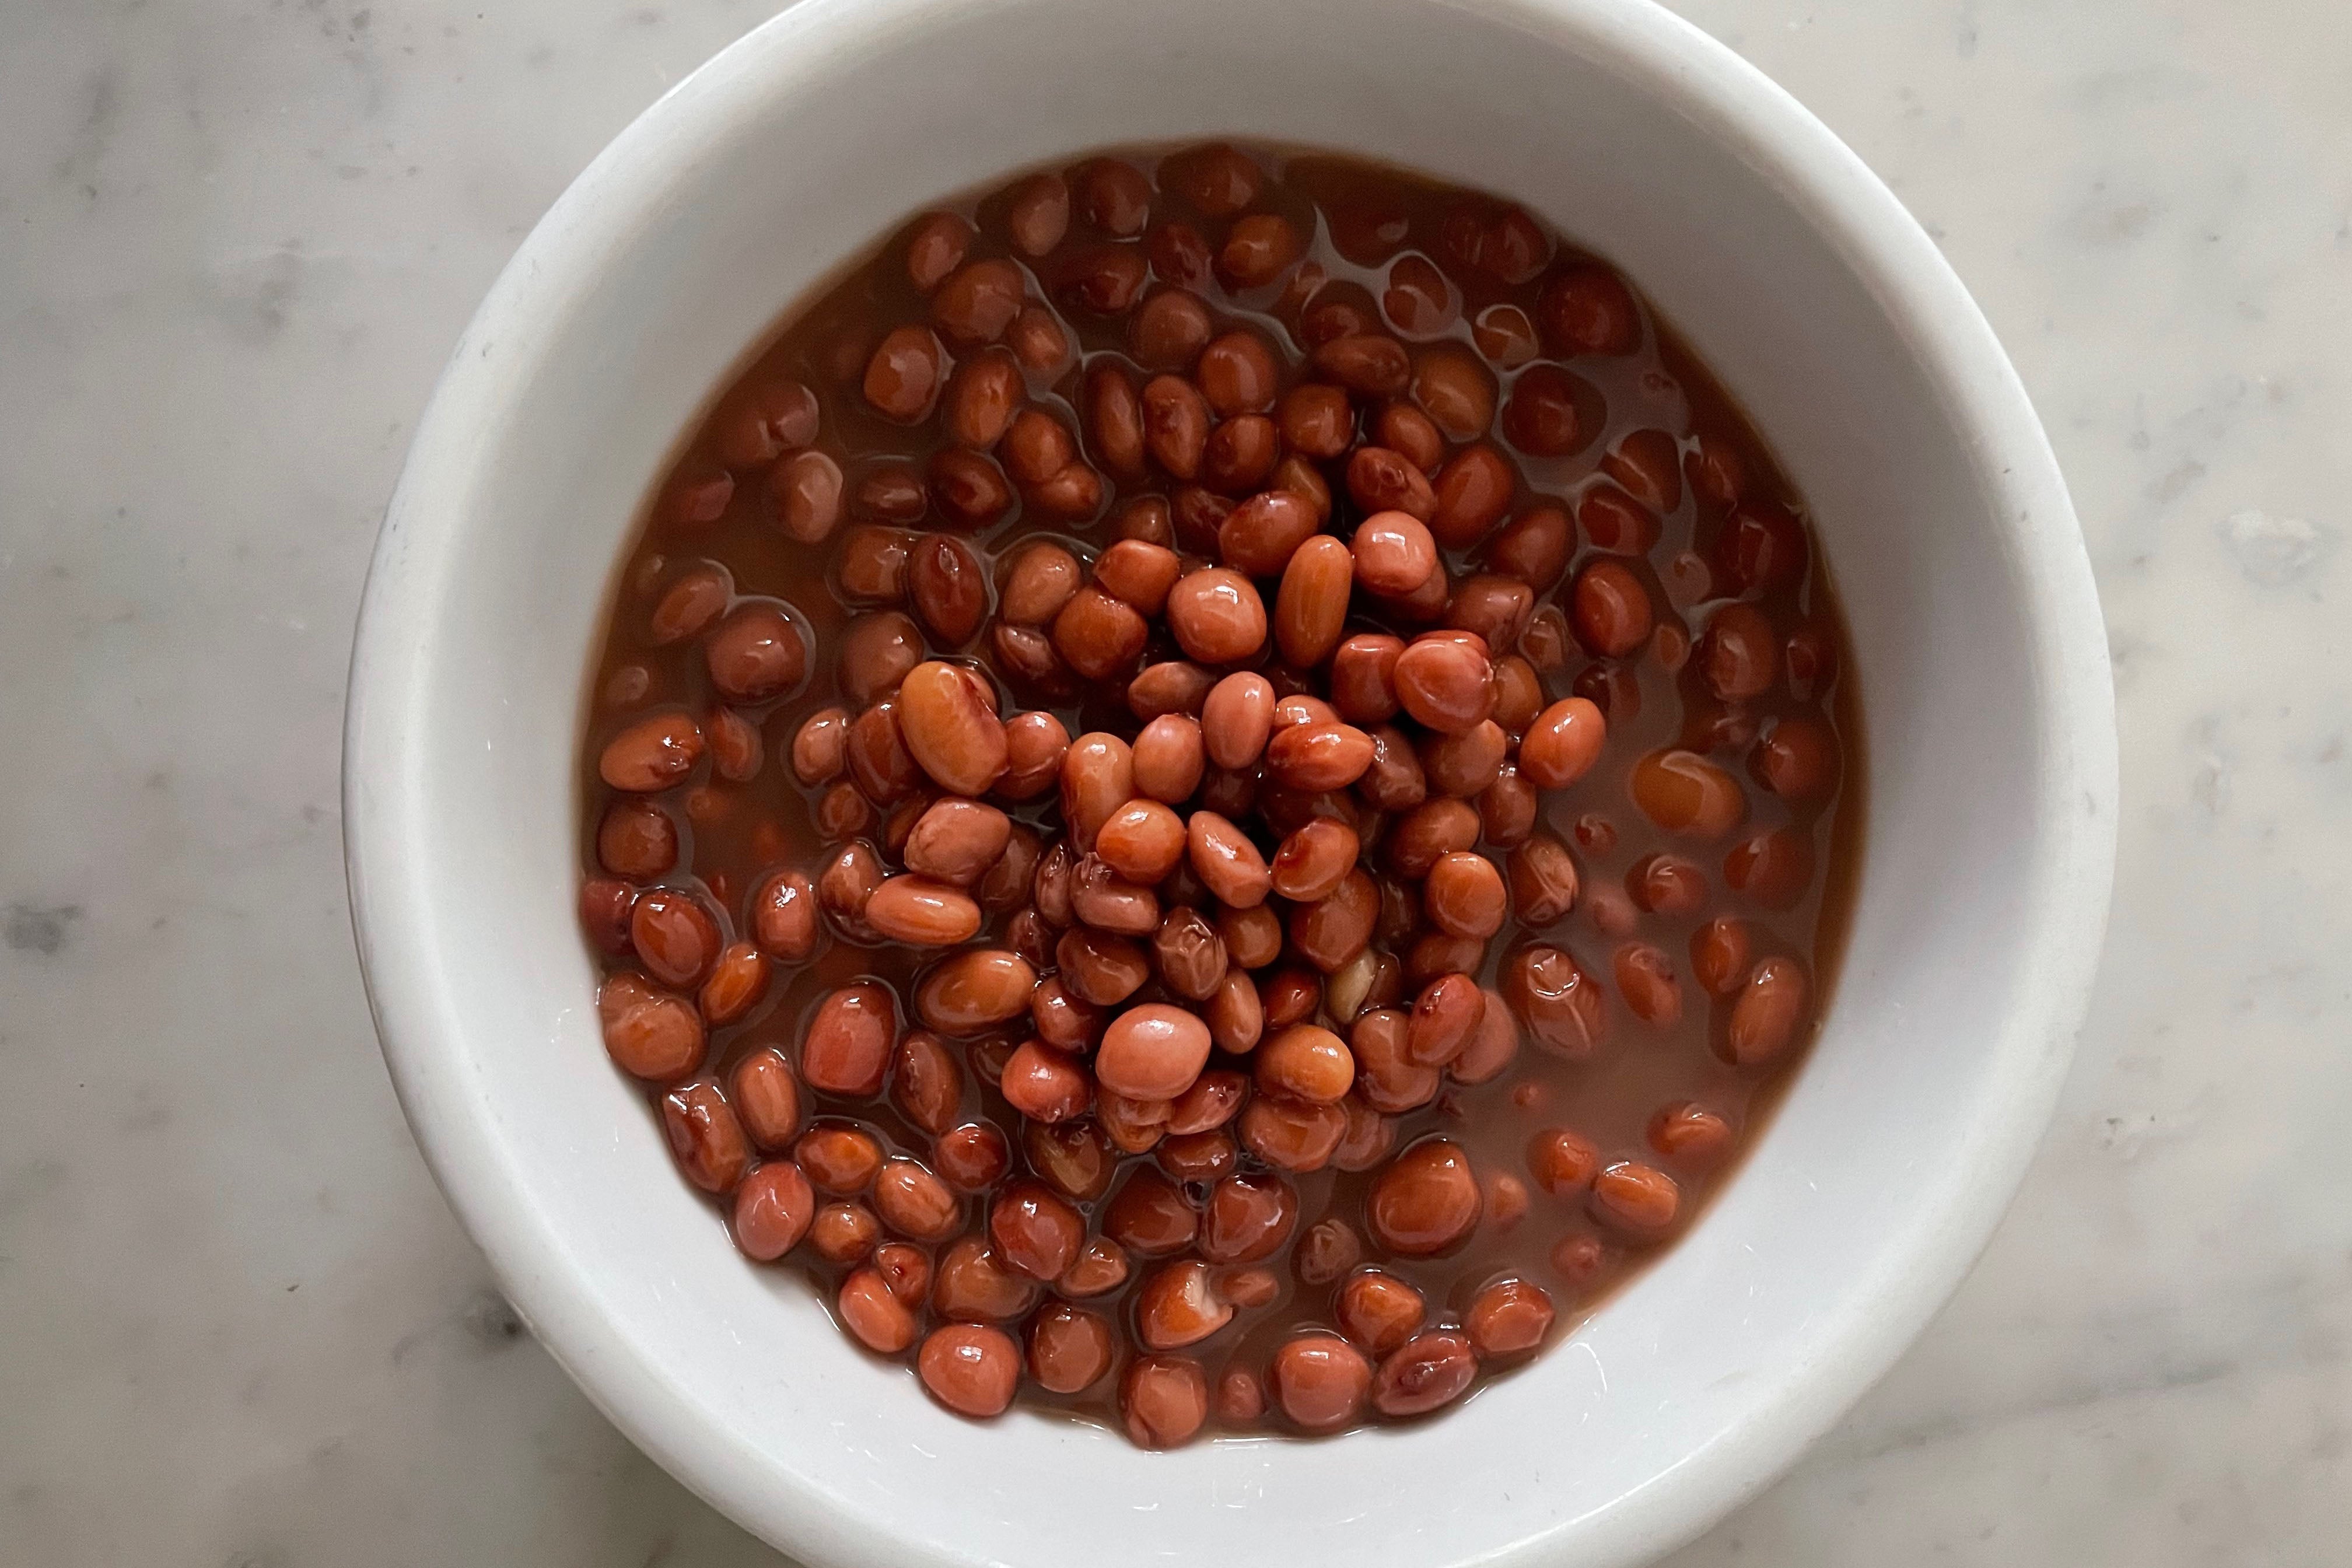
[1351,510,1438,597]
[1539,265,1640,356]
[1132,288,1214,369]
[1135,1258,1234,1350]
[1504,946,1606,1058]
[1206,968,1266,1058]
[1182,810,1270,909]
[1371,1331,1478,1417]
[1423,446,1512,552]
[1094,539,1182,618]
[1391,634,1495,736]
[1255,1024,1356,1105]
[1097,1003,1213,1100]
[1024,1301,1115,1395]
[932,1122,1012,1194]
[1607,940,1681,1028]
[1630,749,1748,838]
[1141,374,1209,480]
[1289,869,1379,974]
[1122,1355,1210,1449]
[1312,334,1412,398]
[1132,713,1206,804]
[722,1046,800,1153]
[1346,446,1436,522]
[860,876,981,946]
[1726,956,1811,1065]
[660,1079,749,1194]
[1505,841,1580,926]
[799,982,896,1097]
[1373,400,1446,471]
[1268,818,1358,904]
[902,212,972,292]
[771,449,845,544]
[1277,383,1354,459]
[1325,635,1405,726]
[1152,906,1229,1002]
[1571,560,1656,657]
[1272,536,1353,668]
[1164,568,1268,664]
[1161,141,1261,215]
[597,798,677,881]
[914,949,1036,1036]
[1591,1161,1682,1234]
[598,710,705,793]
[1237,1094,1346,1172]
[1218,214,1304,290]
[1449,986,1521,1084]
[836,1268,919,1353]
[732,1160,815,1260]
[998,542,1080,628]
[995,1039,1090,1124]
[629,888,720,989]
[1058,731,1135,850]
[1264,722,1374,792]
[998,711,1069,802]
[698,942,771,1026]
[918,1323,1020,1416]
[1753,715,1840,803]
[1094,797,1187,884]
[794,1124,883,1195]
[1466,1278,1555,1356]
[1168,1168,1288,1273]
[1366,1139,1482,1255]
[1407,973,1485,1066]
[1423,851,1508,939]
[1201,672,1276,769]
[1518,697,1608,789]
[1268,1335,1372,1432]
[1336,1272,1428,1356]
[1219,489,1321,577]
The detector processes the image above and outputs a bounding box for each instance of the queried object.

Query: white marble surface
[1,1,2345,1562]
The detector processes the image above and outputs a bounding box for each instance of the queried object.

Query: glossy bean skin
[918,1324,1020,1416]
[583,144,1859,1447]
[801,982,897,1097]
[1275,536,1355,669]
[1269,1335,1372,1432]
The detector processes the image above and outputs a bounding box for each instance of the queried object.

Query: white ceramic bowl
[344,0,2116,1563]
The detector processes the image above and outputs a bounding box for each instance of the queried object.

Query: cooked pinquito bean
[586,146,1856,1447]
[865,876,982,945]
[660,1079,749,1193]
[1275,536,1354,668]
[1270,818,1360,904]
[1200,671,1275,768]
[1127,658,1210,723]
[1269,1334,1372,1432]
[1726,956,1810,1064]
[1130,713,1206,803]
[732,1159,816,1260]
[1056,926,1150,1006]
[1206,967,1265,1056]
[1059,732,1134,849]
[903,799,1012,886]
[1255,1024,1356,1104]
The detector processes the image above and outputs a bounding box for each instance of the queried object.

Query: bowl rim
[342,0,2118,1562]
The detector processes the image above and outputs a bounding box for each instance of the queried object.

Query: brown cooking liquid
[579,144,1861,1441]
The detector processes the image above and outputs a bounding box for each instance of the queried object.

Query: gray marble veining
[1,2,2345,1563]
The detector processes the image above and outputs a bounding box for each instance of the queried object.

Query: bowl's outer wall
[344,1,2116,1565]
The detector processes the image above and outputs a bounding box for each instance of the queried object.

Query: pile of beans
[580,144,1857,1446]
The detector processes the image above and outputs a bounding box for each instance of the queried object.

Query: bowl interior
[346,1,2112,1565]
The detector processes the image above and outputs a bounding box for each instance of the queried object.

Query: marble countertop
[3,1,2346,1562]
